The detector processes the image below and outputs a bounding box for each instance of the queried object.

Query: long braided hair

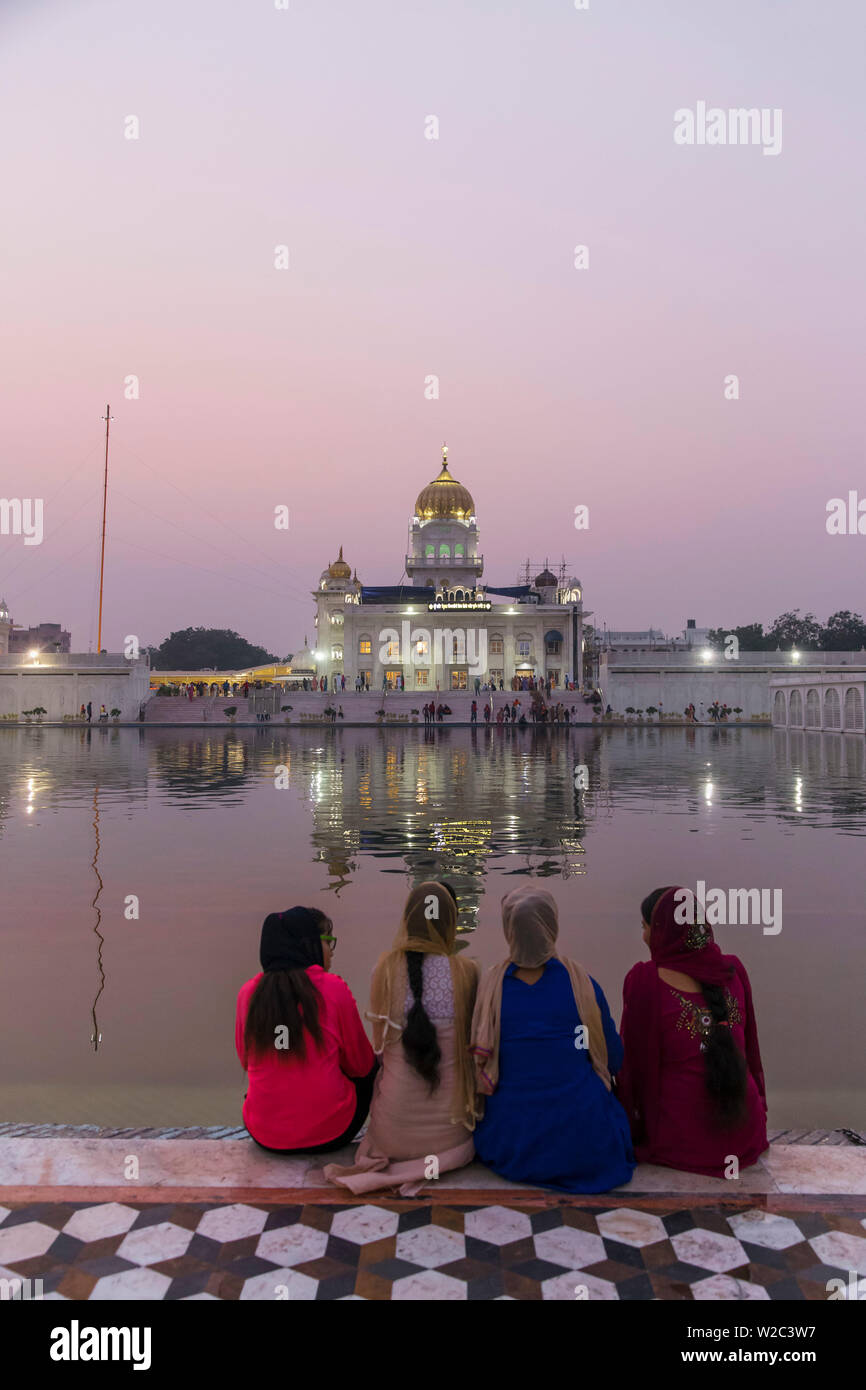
[402,950,442,1090]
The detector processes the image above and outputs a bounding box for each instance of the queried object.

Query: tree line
[147,627,284,670]
[706,610,866,652]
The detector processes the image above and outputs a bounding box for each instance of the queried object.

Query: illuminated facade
[312,448,589,692]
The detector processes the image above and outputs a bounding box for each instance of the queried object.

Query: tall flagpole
[96,405,113,653]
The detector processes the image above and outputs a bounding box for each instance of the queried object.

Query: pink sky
[0,0,863,655]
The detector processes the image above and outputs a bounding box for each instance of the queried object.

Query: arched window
[773,690,787,725]
[789,689,803,726]
[425,543,435,558]
[844,686,864,730]
[824,687,841,729]
[439,544,450,560]
[454,589,464,602]
[454,543,465,558]
[805,689,820,728]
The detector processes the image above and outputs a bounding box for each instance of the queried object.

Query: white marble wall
[0,657,150,719]
[602,657,866,722]
[602,665,776,719]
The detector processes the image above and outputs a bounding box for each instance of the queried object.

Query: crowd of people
[235,883,768,1194]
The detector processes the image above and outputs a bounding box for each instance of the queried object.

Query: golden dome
[328,546,351,580]
[415,448,475,521]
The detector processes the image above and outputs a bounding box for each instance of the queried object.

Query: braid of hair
[401,950,442,1091]
[699,980,748,1128]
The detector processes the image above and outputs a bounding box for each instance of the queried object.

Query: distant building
[310,447,589,691]
[8,620,71,655]
[0,598,10,656]
[598,617,711,654]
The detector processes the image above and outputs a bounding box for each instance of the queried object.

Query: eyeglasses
[320,934,337,952]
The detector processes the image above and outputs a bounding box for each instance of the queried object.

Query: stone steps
[142,688,598,725]
[144,696,253,724]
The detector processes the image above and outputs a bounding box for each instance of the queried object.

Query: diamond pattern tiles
[0,1199,862,1301]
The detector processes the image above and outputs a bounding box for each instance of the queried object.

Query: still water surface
[1,725,863,1129]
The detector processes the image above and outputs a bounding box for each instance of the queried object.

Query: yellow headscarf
[470,884,611,1103]
[367,882,479,1128]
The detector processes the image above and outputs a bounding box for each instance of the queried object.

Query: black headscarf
[259,907,325,973]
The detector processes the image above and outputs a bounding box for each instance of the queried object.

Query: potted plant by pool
[645,705,658,721]
[110,708,121,723]
[411,708,420,723]
[625,706,636,722]
[223,705,238,723]
[635,708,645,721]
[375,707,385,720]
[733,706,743,722]
[281,704,293,723]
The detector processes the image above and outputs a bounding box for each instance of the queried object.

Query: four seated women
[236,883,769,1190]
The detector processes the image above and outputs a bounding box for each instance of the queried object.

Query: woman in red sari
[618,886,768,1177]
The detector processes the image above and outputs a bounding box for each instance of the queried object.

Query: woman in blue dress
[470,885,635,1193]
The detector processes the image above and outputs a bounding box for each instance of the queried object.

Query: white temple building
[311,448,588,692]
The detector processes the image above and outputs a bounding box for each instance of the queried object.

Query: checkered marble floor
[1,1198,864,1300]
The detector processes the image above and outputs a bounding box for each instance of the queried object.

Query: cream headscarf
[470,884,611,1102]
[367,882,479,1128]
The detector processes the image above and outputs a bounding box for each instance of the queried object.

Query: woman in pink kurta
[617,886,768,1178]
[235,907,376,1153]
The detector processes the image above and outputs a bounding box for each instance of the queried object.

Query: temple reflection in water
[278,727,608,931]
[134,726,609,929]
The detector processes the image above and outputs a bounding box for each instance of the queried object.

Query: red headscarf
[646,885,734,987]
[616,885,766,1149]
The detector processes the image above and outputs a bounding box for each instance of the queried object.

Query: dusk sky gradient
[1,0,863,655]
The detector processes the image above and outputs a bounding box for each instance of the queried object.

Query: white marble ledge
[0,1137,864,1196]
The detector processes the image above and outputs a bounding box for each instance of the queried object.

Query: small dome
[415,448,475,521]
[535,568,557,588]
[291,636,317,671]
[328,546,351,580]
